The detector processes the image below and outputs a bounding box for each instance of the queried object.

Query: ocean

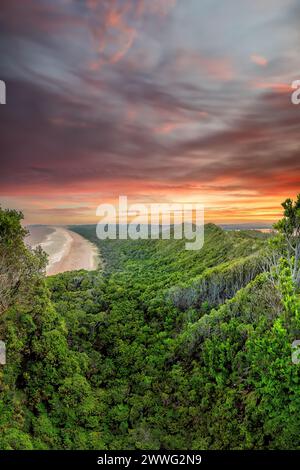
[26,225,99,275]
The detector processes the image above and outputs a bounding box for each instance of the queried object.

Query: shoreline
[27,226,100,276]
[46,228,100,276]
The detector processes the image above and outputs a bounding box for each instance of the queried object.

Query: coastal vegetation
[0,195,300,449]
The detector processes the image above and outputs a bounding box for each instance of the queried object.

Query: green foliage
[1,203,300,450]
[0,207,47,314]
[277,258,300,319]
[273,194,300,287]
[274,194,300,238]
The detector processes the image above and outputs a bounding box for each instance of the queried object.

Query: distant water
[26,226,72,268]
[26,225,99,275]
[219,224,274,233]
[26,225,55,246]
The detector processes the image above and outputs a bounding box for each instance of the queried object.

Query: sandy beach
[26,226,100,276]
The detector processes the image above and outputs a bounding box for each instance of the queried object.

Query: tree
[273,194,300,287]
[265,195,300,312]
[0,207,47,314]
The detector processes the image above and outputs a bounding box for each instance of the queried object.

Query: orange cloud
[12,178,291,225]
[154,111,208,135]
[88,0,176,69]
[253,81,293,93]
[154,122,185,135]
[251,54,268,66]
[171,51,234,81]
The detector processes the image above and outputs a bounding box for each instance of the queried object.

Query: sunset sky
[0,0,300,224]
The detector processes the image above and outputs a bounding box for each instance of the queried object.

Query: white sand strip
[46,227,100,276]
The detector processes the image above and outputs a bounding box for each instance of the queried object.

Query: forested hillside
[0,198,300,449]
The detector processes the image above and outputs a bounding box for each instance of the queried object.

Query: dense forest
[0,196,300,450]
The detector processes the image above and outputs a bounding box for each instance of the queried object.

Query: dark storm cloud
[0,0,299,214]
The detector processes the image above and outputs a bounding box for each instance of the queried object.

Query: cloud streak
[0,0,299,223]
